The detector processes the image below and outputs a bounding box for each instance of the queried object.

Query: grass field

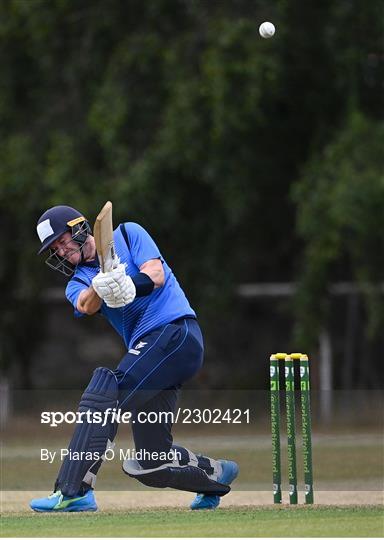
[1,506,383,537]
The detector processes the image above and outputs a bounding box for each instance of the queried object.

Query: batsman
[30,203,238,512]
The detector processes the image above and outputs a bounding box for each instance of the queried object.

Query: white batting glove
[103,296,127,308]
[106,264,136,305]
[92,273,121,300]
[92,263,136,308]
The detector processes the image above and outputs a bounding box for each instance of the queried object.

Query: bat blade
[93,201,115,272]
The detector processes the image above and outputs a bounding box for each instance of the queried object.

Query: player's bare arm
[140,259,165,288]
[77,287,103,315]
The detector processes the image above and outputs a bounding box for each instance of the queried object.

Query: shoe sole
[190,497,220,511]
[32,506,98,513]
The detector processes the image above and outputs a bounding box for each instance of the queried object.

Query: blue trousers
[114,317,203,468]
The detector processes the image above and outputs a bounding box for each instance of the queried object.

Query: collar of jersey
[81,259,99,268]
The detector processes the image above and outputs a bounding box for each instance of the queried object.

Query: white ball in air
[259,21,276,39]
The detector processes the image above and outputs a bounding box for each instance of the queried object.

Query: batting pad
[55,367,119,497]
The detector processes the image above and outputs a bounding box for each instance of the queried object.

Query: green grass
[1,506,383,537]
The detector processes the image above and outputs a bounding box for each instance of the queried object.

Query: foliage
[0,0,382,383]
[293,112,384,346]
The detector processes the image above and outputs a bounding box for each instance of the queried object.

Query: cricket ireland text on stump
[270,353,314,504]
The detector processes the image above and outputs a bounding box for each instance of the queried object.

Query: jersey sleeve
[65,276,90,318]
[123,222,162,268]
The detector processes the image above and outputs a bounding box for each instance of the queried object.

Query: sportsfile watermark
[3,389,383,492]
[40,447,181,464]
[41,407,251,427]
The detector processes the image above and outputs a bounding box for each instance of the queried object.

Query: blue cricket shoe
[30,489,97,512]
[190,459,239,510]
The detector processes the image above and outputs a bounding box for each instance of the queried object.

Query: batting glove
[92,263,136,308]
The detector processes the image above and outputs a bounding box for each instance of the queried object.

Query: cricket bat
[93,201,116,272]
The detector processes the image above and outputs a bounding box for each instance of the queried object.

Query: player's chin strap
[79,241,88,265]
[122,445,230,496]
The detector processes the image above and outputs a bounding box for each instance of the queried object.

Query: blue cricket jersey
[66,222,196,348]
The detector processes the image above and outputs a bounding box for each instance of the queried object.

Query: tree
[293,112,384,347]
